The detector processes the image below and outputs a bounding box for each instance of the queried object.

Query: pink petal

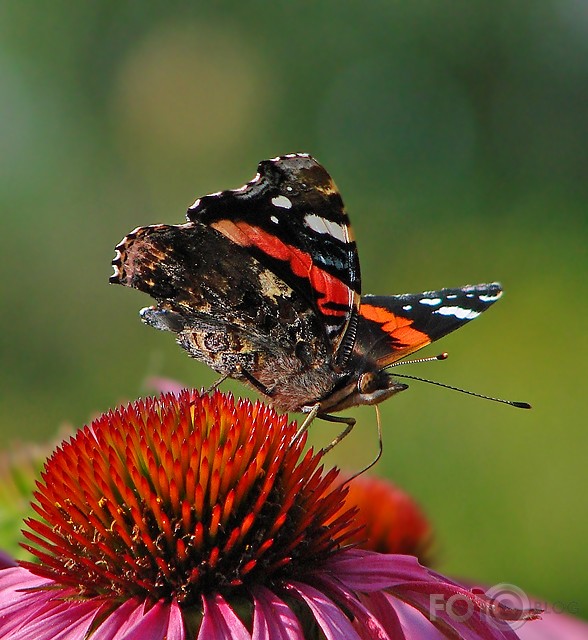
[6,601,100,640]
[318,550,544,639]
[390,589,520,640]
[197,593,251,640]
[287,581,363,640]
[320,550,427,591]
[91,598,185,640]
[0,568,104,640]
[251,586,304,640]
[0,568,184,640]
[0,566,49,593]
[365,591,444,640]
[516,610,588,639]
[145,377,187,396]
[312,575,400,640]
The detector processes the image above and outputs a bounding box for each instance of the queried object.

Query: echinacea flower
[0,390,541,639]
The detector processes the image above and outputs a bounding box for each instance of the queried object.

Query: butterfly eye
[357,372,381,395]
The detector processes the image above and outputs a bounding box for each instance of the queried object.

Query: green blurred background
[2,0,587,620]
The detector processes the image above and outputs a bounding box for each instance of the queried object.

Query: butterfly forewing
[355,283,503,367]
[186,154,361,358]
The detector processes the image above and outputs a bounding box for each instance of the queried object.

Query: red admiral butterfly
[111,153,527,443]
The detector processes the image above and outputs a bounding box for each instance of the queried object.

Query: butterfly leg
[239,368,273,397]
[319,414,357,454]
[205,373,230,393]
[292,403,321,445]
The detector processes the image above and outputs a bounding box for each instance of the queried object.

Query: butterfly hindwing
[355,283,503,367]
[111,221,333,390]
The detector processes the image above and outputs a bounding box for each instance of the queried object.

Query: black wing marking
[355,283,503,367]
[110,221,331,390]
[186,154,361,362]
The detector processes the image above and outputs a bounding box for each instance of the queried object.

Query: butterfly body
[111,154,503,417]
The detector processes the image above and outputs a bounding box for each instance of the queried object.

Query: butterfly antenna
[388,352,449,367]
[389,372,531,409]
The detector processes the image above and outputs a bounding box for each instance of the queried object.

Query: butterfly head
[319,368,408,414]
[355,370,409,406]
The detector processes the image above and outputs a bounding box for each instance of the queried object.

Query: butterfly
[111,153,523,444]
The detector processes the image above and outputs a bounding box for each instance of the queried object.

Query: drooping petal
[0,567,105,640]
[363,591,444,640]
[251,586,304,640]
[197,593,251,640]
[6,604,100,640]
[91,598,185,640]
[319,549,427,591]
[389,589,521,640]
[311,575,400,640]
[314,550,544,639]
[516,609,588,639]
[287,581,363,640]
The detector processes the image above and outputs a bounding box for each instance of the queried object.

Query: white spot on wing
[271,195,292,209]
[447,294,457,299]
[270,152,311,161]
[402,304,412,311]
[435,306,480,320]
[420,297,442,306]
[270,215,279,224]
[234,172,262,192]
[189,198,201,210]
[304,214,348,242]
[479,292,502,303]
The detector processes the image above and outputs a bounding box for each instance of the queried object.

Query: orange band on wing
[360,303,432,362]
[211,219,353,318]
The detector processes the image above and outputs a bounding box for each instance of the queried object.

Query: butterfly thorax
[242,351,405,414]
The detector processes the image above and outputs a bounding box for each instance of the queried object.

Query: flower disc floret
[21,390,355,606]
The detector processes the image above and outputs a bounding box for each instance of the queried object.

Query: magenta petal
[0,568,104,640]
[515,610,588,639]
[251,586,304,640]
[287,581,363,640]
[0,566,48,594]
[389,589,520,640]
[6,601,100,640]
[0,568,184,640]
[320,550,427,591]
[366,591,444,640]
[197,593,251,640]
[312,575,399,640]
[91,598,185,640]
